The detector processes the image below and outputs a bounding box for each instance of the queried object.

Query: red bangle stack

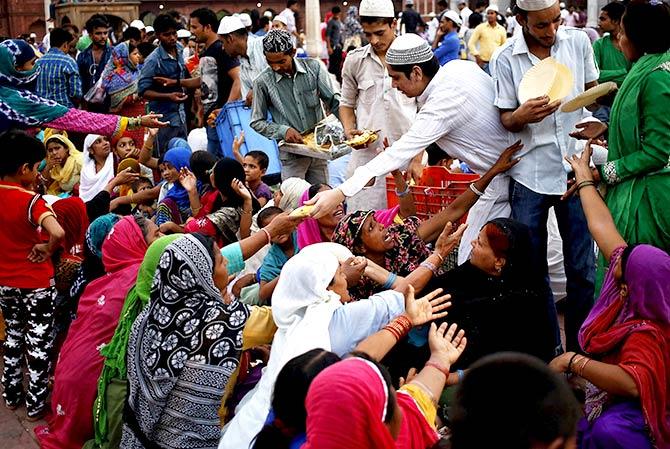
[383,315,412,341]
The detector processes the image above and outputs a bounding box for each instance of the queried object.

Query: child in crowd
[244,151,272,207]
[257,206,300,302]
[130,176,157,218]
[0,130,65,420]
[231,132,274,207]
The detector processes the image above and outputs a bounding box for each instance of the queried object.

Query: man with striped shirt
[251,29,340,184]
[35,28,81,108]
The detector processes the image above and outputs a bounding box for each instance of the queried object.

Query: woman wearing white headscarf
[79,134,115,202]
[219,242,448,449]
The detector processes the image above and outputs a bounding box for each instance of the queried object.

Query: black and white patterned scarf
[123,234,250,449]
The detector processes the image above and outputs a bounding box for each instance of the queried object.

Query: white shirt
[278,7,297,34]
[460,6,473,25]
[239,34,269,97]
[490,27,599,195]
[339,60,514,262]
[340,43,418,211]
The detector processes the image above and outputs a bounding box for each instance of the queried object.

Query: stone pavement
[0,356,45,449]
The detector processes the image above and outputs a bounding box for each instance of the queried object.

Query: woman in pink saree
[36,215,160,449]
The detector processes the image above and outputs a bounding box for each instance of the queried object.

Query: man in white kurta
[339,0,418,212]
[310,34,514,264]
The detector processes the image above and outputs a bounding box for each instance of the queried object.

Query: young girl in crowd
[42,131,83,197]
[243,150,273,207]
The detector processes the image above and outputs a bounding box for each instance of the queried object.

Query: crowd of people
[0,0,668,448]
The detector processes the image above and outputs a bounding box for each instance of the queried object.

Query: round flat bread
[289,205,314,218]
[560,81,618,113]
[518,57,574,104]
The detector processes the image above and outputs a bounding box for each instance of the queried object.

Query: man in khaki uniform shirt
[339,0,418,212]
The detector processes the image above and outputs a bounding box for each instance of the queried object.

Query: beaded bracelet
[382,272,397,289]
[396,186,411,198]
[425,361,450,377]
[420,260,438,276]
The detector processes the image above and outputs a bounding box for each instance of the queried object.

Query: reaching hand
[284,127,304,144]
[428,322,467,367]
[305,188,345,219]
[565,141,595,184]
[404,285,451,327]
[264,211,303,237]
[490,140,523,175]
[570,121,607,140]
[435,222,468,260]
[140,113,169,128]
[549,351,575,374]
[28,243,52,263]
[407,156,424,185]
[179,167,197,192]
[233,132,245,156]
[344,128,363,141]
[342,256,368,288]
[147,127,159,139]
[514,96,561,126]
[231,178,252,202]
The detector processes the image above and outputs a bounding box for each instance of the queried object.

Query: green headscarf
[0,39,69,130]
[91,235,181,448]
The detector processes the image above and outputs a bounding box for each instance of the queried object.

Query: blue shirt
[434,31,460,66]
[76,44,112,95]
[328,290,404,355]
[138,43,188,115]
[35,48,82,108]
[259,232,299,282]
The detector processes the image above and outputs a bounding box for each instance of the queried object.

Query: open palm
[405,285,451,326]
[429,322,467,366]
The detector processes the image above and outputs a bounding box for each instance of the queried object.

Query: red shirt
[0,182,56,289]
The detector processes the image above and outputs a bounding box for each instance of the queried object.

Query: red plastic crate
[386,167,480,221]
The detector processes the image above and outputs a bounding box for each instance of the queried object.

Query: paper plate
[560,82,618,113]
[518,57,574,104]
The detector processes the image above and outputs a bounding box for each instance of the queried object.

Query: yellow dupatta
[45,133,84,195]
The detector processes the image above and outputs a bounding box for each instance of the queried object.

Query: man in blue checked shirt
[35,28,82,108]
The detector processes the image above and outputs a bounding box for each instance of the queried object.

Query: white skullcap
[176,29,191,38]
[405,0,414,5]
[130,19,145,30]
[145,26,154,33]
[386,33,434,65]
[272,15,288,25]
[218,16,246,35]
[441,9,463,26]
[559,2,566,7]
[516,0,558,11]
[486,4,499,12]
[264,10,274,18]
[239,13,252,27]
[359,0,395,18]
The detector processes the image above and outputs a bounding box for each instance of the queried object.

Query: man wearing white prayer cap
[308,33,521,276]
[489,0,603,354]
[218,15,269,102]
[338,0,418,212]
[130,19,145,31]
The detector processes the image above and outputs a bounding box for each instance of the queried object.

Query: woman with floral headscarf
[549,147,670,449]
[37,215,161,449]
[0,39,164,136]
[102,42,146,147]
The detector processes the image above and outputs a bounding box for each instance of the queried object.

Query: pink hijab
[302,357,439,449]
[297,189,325,248]
[37,216,149,449]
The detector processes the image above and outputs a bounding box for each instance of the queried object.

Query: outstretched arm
[564,142,626,262]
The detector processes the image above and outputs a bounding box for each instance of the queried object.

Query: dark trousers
[328,47,343,83]
[0,286,56,416]
[509,179,596,353]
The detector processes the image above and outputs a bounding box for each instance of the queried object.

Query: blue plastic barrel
[215,100,281,176]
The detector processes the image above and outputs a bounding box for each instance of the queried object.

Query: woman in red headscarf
[36,215,161,449]
[303,321,467,449]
